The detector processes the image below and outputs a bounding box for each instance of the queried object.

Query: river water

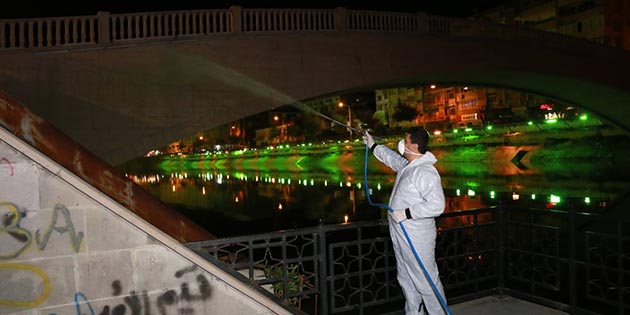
[120,134,630,238]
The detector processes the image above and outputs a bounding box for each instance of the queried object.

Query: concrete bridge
[1,6,629,166]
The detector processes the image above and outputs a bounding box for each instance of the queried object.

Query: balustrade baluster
[55,19,62,45]
[125,16,131,39]
[209,11,215,33]
[155,14,161,37]
[140,14,146,38]
[36,21,43,47]
[89,18,95,43]
[177,13,183,36]
[71,19,78,43]
[185,12,191,35]
[136,15,141,38]
[189,12,194,35]
[80,18,86,43]
[164,14,171,37]
[18,22,25,48]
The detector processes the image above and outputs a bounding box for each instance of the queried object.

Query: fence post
[230,6,242,33]
[568,210,576,314]
[334,7,346,31]
[96,11,111,45]
[496,206,506,294]
[318,224,329,314]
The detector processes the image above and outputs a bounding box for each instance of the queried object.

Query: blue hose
[363,144,452,315]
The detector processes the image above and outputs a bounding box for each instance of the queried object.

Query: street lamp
[338,102,352,137]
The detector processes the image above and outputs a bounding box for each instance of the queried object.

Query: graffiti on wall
[101,266,212,315]
[0,201,32,259]
[0,262,51,307]
[0,157,14,176]
[45,266,212,315]
[0,201,84,259]
[36,203,84,252]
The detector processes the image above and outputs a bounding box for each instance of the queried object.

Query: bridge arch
[0,8,628,165]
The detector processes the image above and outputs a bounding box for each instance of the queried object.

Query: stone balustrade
[0,6,607,53]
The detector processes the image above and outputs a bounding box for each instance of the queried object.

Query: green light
[584,197,591,204]
[453,129,459,133]
[465,128,472,132]
[550,194,561,203]
[531,194,536,200]
[545,119,557,124]
[490,191,495,199]
[528,121,533,125]
[456,189,461,196]
[465,181,479,188]
[486,125,493,130]
[579,114,588,120]
[467,189,475,196]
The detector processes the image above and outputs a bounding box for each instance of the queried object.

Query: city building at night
[474,0,630,50]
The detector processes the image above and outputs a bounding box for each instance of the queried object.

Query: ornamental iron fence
[186,206,629,315]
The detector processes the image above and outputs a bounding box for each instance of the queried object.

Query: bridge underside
[0,31,628,165]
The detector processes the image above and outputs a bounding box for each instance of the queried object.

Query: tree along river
[120,135,630,238]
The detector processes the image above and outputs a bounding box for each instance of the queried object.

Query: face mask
[398,139,423,156]
[397,139,406,155]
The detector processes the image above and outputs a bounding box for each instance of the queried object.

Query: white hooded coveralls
[373,145,446,315]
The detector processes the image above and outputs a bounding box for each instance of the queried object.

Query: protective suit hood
[409,151,438,166]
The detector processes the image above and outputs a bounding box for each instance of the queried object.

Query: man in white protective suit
[363,127,447,315]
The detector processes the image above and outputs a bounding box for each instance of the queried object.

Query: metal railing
[186,206,629,314]
[0,6,614,57]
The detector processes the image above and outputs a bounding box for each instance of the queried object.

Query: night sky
[2,0,511,19]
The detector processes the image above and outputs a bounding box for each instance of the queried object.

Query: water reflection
[125,146,629,237]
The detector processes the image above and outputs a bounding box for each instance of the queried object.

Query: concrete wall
[0,129,289,314]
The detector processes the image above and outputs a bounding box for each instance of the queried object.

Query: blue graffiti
[48,292,95,315]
